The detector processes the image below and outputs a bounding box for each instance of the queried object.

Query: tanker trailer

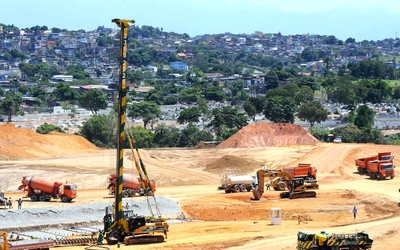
[218,175,256,193]
[18,176,77,202]
[107,174,156,197]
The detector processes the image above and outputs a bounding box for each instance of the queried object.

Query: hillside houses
[1,24,400,114]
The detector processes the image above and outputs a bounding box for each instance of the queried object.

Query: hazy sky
[2,0,399,41]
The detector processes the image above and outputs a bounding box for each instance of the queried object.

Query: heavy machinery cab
[61,184,77,199]
[381,163,395,170]
[291,178,305,189]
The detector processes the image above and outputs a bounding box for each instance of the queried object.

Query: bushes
[36,123,64,134]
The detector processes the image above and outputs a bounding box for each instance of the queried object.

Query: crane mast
[104,18,168,246]
[112,18,134,230]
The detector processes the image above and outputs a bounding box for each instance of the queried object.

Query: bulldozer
[103,18,169,246]
[252,168,319,200]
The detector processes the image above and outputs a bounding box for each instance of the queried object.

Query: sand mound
[204,155,263,175]
[217,122,319,148]
[0,123,99,159]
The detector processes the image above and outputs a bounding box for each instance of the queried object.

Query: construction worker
[18,198,22,209]
[266,180,271,190]
[8,197,12,209]
[97,230,104,245]
[125,202,129,210]
[353,206,357,219]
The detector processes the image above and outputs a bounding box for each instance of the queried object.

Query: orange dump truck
[367,160,395,180]
[18,176,77,202]
[107,173,156,197]
[283,163,317,180]
[355,152,393,173]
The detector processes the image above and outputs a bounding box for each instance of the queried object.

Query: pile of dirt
[0,123,99,159]
[204,155,263,175]
[217,122,319,148]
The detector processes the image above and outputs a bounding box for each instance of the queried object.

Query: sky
[2,0,400,41]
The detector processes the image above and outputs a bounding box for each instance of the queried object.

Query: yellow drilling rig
[103,18,169,246]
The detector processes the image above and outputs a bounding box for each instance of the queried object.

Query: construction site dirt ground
[0,123,400,249]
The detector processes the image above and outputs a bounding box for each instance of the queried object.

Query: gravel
[0,196,182,230]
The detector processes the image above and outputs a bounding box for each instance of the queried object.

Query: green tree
[79,89,108,114]
[125,126,154,148]
[263,96,296,123]
[248,96,266,113]
[80,114,116,148]
[177,107,201,125]
[153,123,181,147]
[265,70,280,89]
[0,92,23,122]
[204,86,225,102]
[354,105,375,130]
[208,106,248,137]
[53,83,80,103]
[67,64,90,79]
[243,101,257,122]
[128,101,161,129]
[295,86,314,105]
[178,87,201,104]
[308,126,330,142]
[36,123,65,134]
[297,101,329,127]
[178,125,213,147]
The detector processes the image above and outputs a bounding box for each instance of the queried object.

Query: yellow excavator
[252,168,319,200]
[103,18,169,245]
[0,232,8,250]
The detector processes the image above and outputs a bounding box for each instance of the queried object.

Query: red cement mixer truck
[107,173,156,197]
[18,176,77,202]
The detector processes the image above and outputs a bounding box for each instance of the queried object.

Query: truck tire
[240,185,246,192]
[39,194,46,202]
[122,190,130,198]
[31,194,38,202]
[277,182,287,191]
[233,185,241,193]
[61,195,69,202]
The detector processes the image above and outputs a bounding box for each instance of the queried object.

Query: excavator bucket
[252,187,263,200]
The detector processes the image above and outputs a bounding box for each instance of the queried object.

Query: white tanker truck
[218,175,257,193]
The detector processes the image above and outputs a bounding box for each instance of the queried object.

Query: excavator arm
[0,231,9,250]
[252,169,294,200]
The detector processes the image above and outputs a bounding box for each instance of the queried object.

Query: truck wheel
[233,185,241,193]
[61,195,69,202]
[39,194,46,202]
[31,194,38,202]
[240,185,246,192]
[122,190,130,198]
[147,190,153,196]
[277,182,287,191]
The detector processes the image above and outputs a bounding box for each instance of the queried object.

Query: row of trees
[0,84,108,122]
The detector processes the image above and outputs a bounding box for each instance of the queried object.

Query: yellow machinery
[252,169,319,200]
[103,18,169,245]
[0,232,9,250]
[297,231,373,250]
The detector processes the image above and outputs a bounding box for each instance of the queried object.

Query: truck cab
[60,184,77,202]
